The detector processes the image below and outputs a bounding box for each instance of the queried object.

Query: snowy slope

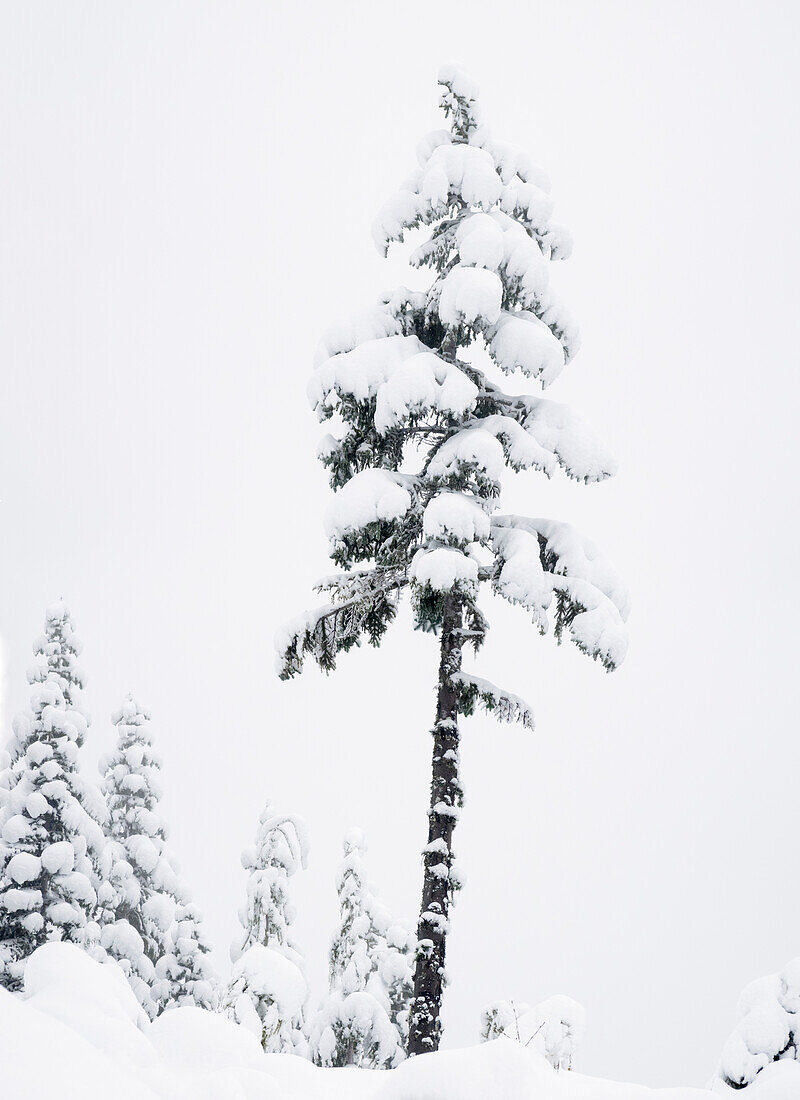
[0,944,794,1100]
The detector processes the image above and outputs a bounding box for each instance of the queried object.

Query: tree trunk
[407,593,463,1056]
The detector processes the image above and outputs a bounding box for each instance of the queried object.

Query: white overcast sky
[1,0,799,1089]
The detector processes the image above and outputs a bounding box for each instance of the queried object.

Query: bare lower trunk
[407,594,463,1056]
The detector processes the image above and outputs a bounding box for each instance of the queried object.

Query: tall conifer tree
[278,66,629,1054]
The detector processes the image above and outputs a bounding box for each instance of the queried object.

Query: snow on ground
[0,943,793,1099]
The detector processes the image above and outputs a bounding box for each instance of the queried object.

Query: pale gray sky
[1,0,799,1088]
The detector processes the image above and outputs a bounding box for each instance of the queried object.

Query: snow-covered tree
[376,915,415,1052]
[94,852,157,1015]
[0,602,107,990]
[309,830,410,1068]
[96,696,183,1017]
[481,995,585,1071]
[223,803,309,1053]
[711,957,800,1092]
[155,900,216,1011]
[278,65,629,1055]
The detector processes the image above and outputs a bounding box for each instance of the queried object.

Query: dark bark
[407,594,464,1056]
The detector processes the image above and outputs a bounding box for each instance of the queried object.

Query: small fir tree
[223,802,310,1053]
[94,847,158,1015]
[155,899,217,1011]
[0,602,107,990]
[96,696,183,1016]
[376,917,415,1051]
[308,830,409,1068]
[278,66,629,1054]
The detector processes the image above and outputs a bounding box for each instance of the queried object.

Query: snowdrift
[0,944,796,1100]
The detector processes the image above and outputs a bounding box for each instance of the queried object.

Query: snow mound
[1,943,786,1100]
[712,957,800,1093]
[731,1061,800,1098]
[24,940,150,1037]
[149,1003,264,1068]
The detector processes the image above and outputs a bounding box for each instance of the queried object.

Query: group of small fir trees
[0,603,415,1065]
[0,601,215,1017]
[222,814,414,1067]
[1,64,626,1063]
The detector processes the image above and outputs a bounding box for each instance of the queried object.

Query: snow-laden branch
[453,672,534,730]
[275,567,408,679]
[494,516,630,618]
[490,516,629,672]
[311,330,614,488]
[324,469,418,543]
[427,408,616,486]
[309,334,478,435]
